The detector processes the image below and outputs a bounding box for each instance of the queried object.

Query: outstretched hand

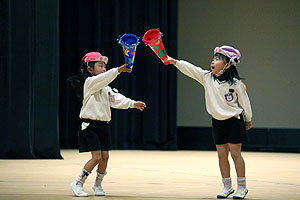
[166,56,177,65]
[134,101,146,111]
[118,64,132,73]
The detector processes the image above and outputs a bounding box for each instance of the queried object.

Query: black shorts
[78,119,112,153]
[212,114,248,145]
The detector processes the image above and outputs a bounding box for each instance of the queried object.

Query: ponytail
[66,61,96,101]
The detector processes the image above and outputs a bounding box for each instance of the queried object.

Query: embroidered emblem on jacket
[225,89,234,102]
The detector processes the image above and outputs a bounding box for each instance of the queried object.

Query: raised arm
[84,64,131,99]
[167,56,209,85]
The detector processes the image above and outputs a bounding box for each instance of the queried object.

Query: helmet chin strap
[215,62,231,77]
[215,65,227,77]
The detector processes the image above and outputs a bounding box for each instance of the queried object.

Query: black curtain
[59,0,178,150]
[0,0,62,158]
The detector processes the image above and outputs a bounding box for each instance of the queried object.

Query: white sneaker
[217,187,235,199]
[233,188,248,199]
[92,185,105,196]
[70,181,88,197]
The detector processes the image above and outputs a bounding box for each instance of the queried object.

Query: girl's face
[211,56,230,76]
[88,61,106,75]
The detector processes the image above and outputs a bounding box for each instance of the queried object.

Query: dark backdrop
[1,0,178,158]
[59,0,178,150]
[0,0,61,158]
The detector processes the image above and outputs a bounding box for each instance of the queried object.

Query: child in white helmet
[68,52,146,197]
[167,45,252,199]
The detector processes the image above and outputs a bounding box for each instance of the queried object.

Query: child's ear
[225,63,231,69]
[87,66,93,74]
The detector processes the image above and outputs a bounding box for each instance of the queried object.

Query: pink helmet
[214,45,241,66]
[82,52,108,64]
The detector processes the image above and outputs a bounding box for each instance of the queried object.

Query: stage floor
[0,150,300,200]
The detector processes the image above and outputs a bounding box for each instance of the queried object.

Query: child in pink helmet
[167,45,252,199]
[68,52,146,197]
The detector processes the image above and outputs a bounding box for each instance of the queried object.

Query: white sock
[237,177,246,190]
[94,171,106,187]
[222,177,232,190]
[75,168,90,186]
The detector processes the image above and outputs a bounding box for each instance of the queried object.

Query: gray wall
[177,0,300,128]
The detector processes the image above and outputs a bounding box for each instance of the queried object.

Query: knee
[230,151,241,161]
[217,149,229,159]
[101,154,109,162]
[92,155,102,163]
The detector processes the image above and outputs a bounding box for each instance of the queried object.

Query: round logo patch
[224,89,234,102]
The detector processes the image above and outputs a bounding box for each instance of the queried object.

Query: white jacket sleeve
[108,87,135,109]
[83,68,119,99]
[237,81,252,122]
[175,60,210,85]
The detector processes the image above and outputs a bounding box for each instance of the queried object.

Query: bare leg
[216,144,230,178]
[97,151,109,174]
[229,143,248,198]
[216,144,235,198]
[228,143,245,177]
[70,151,102,197]
[92,151,109,196]
[84,150,102,172]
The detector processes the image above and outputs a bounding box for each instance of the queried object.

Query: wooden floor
[0,150,300,200]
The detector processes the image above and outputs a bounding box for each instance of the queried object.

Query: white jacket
[175,60,252,121]
[79,68,135,122]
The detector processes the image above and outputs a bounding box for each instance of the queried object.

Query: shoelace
[234,189,247,196]
[221,188,233,194]
[75,181,84,187]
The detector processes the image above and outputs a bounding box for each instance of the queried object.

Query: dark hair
[213,53,241,85]
[81,61,96,77]
[66,61,96,101]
